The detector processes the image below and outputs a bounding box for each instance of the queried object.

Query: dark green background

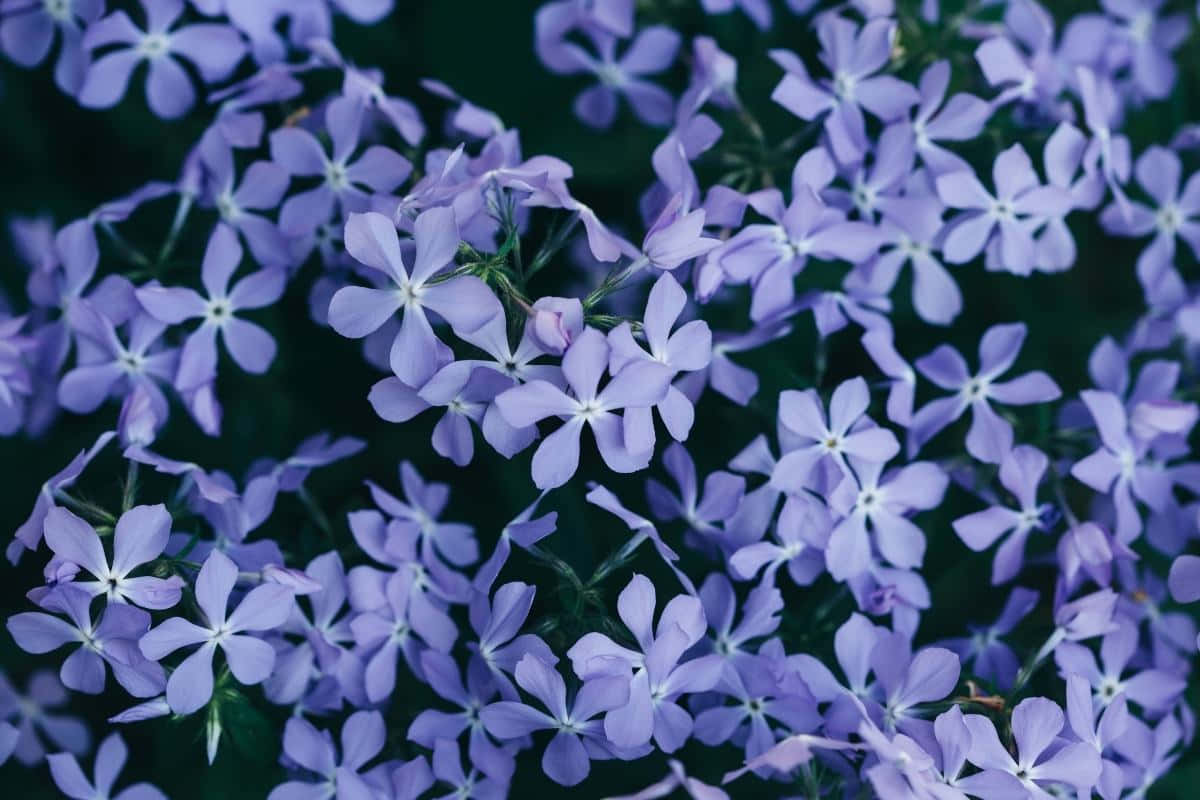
[0,0,1196,796]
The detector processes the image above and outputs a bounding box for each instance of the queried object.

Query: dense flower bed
[0,0,1198,797]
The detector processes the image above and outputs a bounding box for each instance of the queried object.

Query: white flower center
[852,181,878,214]
[1156,203,1181,234]
[137,32,171,59]
[833,71,857,101]
[325,161,349,191]
[989,199,1015,222]
[1127,11,1153,44]
[899,235,928,258]
[205,298,233,326]
[596,62,626,87]
[396,282,425,309]
[962,377,990,402]
[1118,449,1137,479]
[216,190,241,222]
[117,350,146,374]
[913,118,930,148]
[43,0,71,22]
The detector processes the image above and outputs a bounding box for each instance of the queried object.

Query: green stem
[584,255,650,310]
[298,486,334,540]
[53,490,116,526]
[157,192,194,268]
[99,222,152,269]
[121,460,139,513]
[1012,627,1065,694]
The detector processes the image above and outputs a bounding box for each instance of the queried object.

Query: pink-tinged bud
[262,563,322,594]
[528,297,583,356]
[43,555,80,586]
[109,697,171,724]
[118,385,160,448]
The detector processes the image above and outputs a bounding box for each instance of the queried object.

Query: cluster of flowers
[0,0,1198,797]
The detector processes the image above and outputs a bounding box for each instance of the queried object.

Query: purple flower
[41,504,182,609]
[0,0,102,96]
[527,296,583,356]
[866,193,961,326]
[608,272,712,449]
[534,0,634,72]
[953,445,1056,583]
[1070,389,1182,542]
[770,376,901,494]
[466,581,556,702]
[730,494,828,586]
[1162,554,1200,640]
[1055,620,1186,712]
[692,654,820,767]
[909,323,1062,463]
[48,732,166,800]
[371,364,527,466]
[1098,0,1188,100]
[940,587,1038,690]
[271,432,366,492]
[0,670,90,766]
[263,551,358,710]
[564,26,681,129]
[1100,145,1200,308]
[871,634,960,735]
[79,0,247,118]
[480,653,634,787]
[268,711,385,800]
[1168,553,1200,630]
[0,313,35,433]
[10,430,114,563]
[646,441,744,542]
[566,574,723,751]
[138,549,294,713]
[1036,122,1104,273]
[700,0,771,30]
[826,456,948,580]
[328,208,500,387]
[365,460,477,569]
[1055,589,1120,643]
[936,144,1072,273]
[350,568,459,703]
[861,329,916,426]
[901,60,990,175]
[972,2,1067,116]
[138,225,284,389]
[57,303,178,420]
[342,63,425,146]
[770,17,919,163]
[713,153,882,323]
[791,612,882,717]
[1064,672,1129,757]
[392,755,434,800]
[270,96,411,235]
[426,737,507,799]
[199,134,291,268]
[495,327,672,489]
[408,650,514,784]
[1075,67,1131,208]
[0,722,15,766]
[8,584,165,697]
[698,573,782,668]
[962,697,1102,796]
[675,319,790,407]
[641,196,721,270]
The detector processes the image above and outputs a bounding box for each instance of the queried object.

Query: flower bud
[528,297,583,356]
